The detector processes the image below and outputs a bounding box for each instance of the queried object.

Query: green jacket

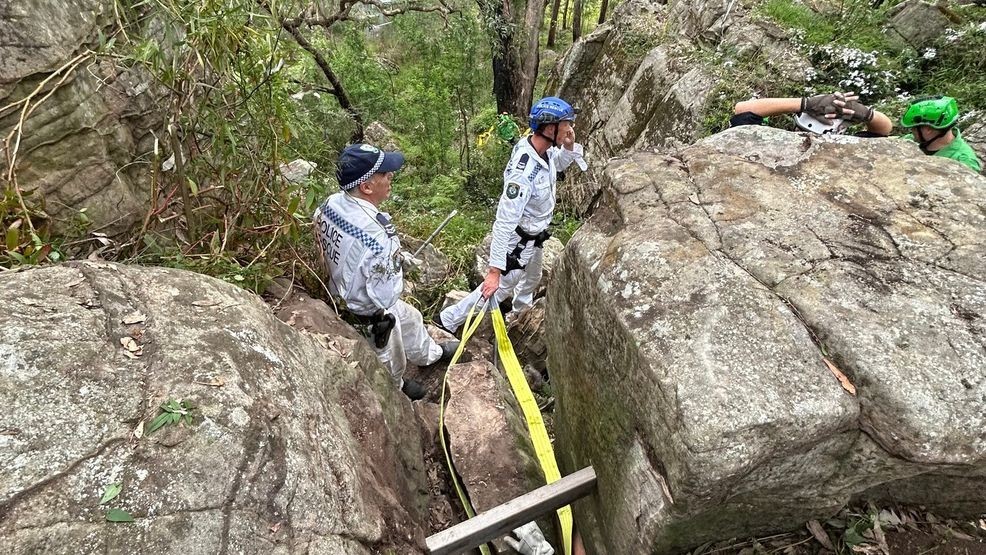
[903,129,982,173]
[496,115,520,142]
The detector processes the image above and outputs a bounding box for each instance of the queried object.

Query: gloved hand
[399,250,422,274]
[800,94,840,119]
[835,98,874,122]
[504,522,554,555]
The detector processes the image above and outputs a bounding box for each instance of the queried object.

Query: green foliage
[108,1,501,302]
[705,0,986,134]
[105,508,135,523]
[0,186,63,267]
[103,0,349,288]
[99,483,123,505]
[700,46,806,134]
[551,210,582,245]
[387,172,492,271]
[147,399,196,434]
[915,8,986,112]
[760,0,838,45]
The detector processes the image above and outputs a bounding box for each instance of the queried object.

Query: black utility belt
[340,308,396,349]
[515,226,551,247]
[505,227,551,273]
[340,308,387,326]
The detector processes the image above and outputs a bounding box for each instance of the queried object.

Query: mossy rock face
[547,126,986,554]
[0,261,430,554]
[547,0,810,217]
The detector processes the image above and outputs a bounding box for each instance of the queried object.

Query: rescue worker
[314,143,459,401]
[439,97,588,333]
[732,92,894,137]
[496,112,521,145]
[900,95,981,172]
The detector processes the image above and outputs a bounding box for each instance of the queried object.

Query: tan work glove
[800,94,840,119]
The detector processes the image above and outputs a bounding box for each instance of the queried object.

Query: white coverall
[314,191,443,385]
[440,137,586,332]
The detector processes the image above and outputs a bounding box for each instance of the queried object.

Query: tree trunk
[562,0,570,29]
[547,0,562,46]
[483,0,548,117]
[571,0,583,41]
[598,0,608,24]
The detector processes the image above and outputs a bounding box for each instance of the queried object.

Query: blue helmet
[529,97,577,131]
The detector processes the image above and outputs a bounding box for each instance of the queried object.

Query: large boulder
[547,0,809,215]
[0,0,163,235]
[547,126,986,554]
[0,261,430,553]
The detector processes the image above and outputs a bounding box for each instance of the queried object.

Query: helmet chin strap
[918,126,951,154]
[538,125,560,148]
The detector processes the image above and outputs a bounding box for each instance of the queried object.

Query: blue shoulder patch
[515,153,529,171]
[375,212,397,237]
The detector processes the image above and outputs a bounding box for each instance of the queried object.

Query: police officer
[439,97,588,332]
[314,143,459,400]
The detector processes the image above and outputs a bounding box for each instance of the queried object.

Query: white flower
[944,28,965,43]
[922,48,937,60]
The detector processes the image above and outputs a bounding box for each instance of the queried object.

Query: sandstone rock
[508,298,548,377]
[547,126,986,553]
[364,121,400,151]
[0,0,164,235]
[547,0,809,216]
[884,0,952,49]
[270,283,362,342]
[279,159,318,183]
[443,360,553,550]
[0,261,429,553]
[401,234,451,294]
[472,232,495,285]
[961,116,986,175]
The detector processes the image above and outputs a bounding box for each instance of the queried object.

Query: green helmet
[900,96,959,129]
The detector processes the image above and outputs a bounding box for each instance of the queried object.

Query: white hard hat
[794,112,847,135]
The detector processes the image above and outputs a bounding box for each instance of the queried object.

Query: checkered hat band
[341,150,385,191]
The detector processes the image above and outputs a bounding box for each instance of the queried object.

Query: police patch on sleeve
[505,182,520,199]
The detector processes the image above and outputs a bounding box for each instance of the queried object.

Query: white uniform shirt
[314,192,403,315]
[488,138,586,270]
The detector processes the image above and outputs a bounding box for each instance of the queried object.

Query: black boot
[439,340,461,363]
[401,379,426,401]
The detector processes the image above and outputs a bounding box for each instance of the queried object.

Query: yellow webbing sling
[438,301,572,555]
[438,301,493,555]
[491,308,572,555]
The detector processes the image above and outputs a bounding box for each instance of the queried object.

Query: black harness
[339,307,396,349]
[505,226,551,273]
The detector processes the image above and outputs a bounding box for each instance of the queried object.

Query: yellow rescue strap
[491,308,573,555]
[438,303,572,555]
[438,301,493,555]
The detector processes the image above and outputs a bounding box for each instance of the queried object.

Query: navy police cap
[337,143,405,191]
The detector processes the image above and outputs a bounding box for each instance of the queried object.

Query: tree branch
[258,0,364,141]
